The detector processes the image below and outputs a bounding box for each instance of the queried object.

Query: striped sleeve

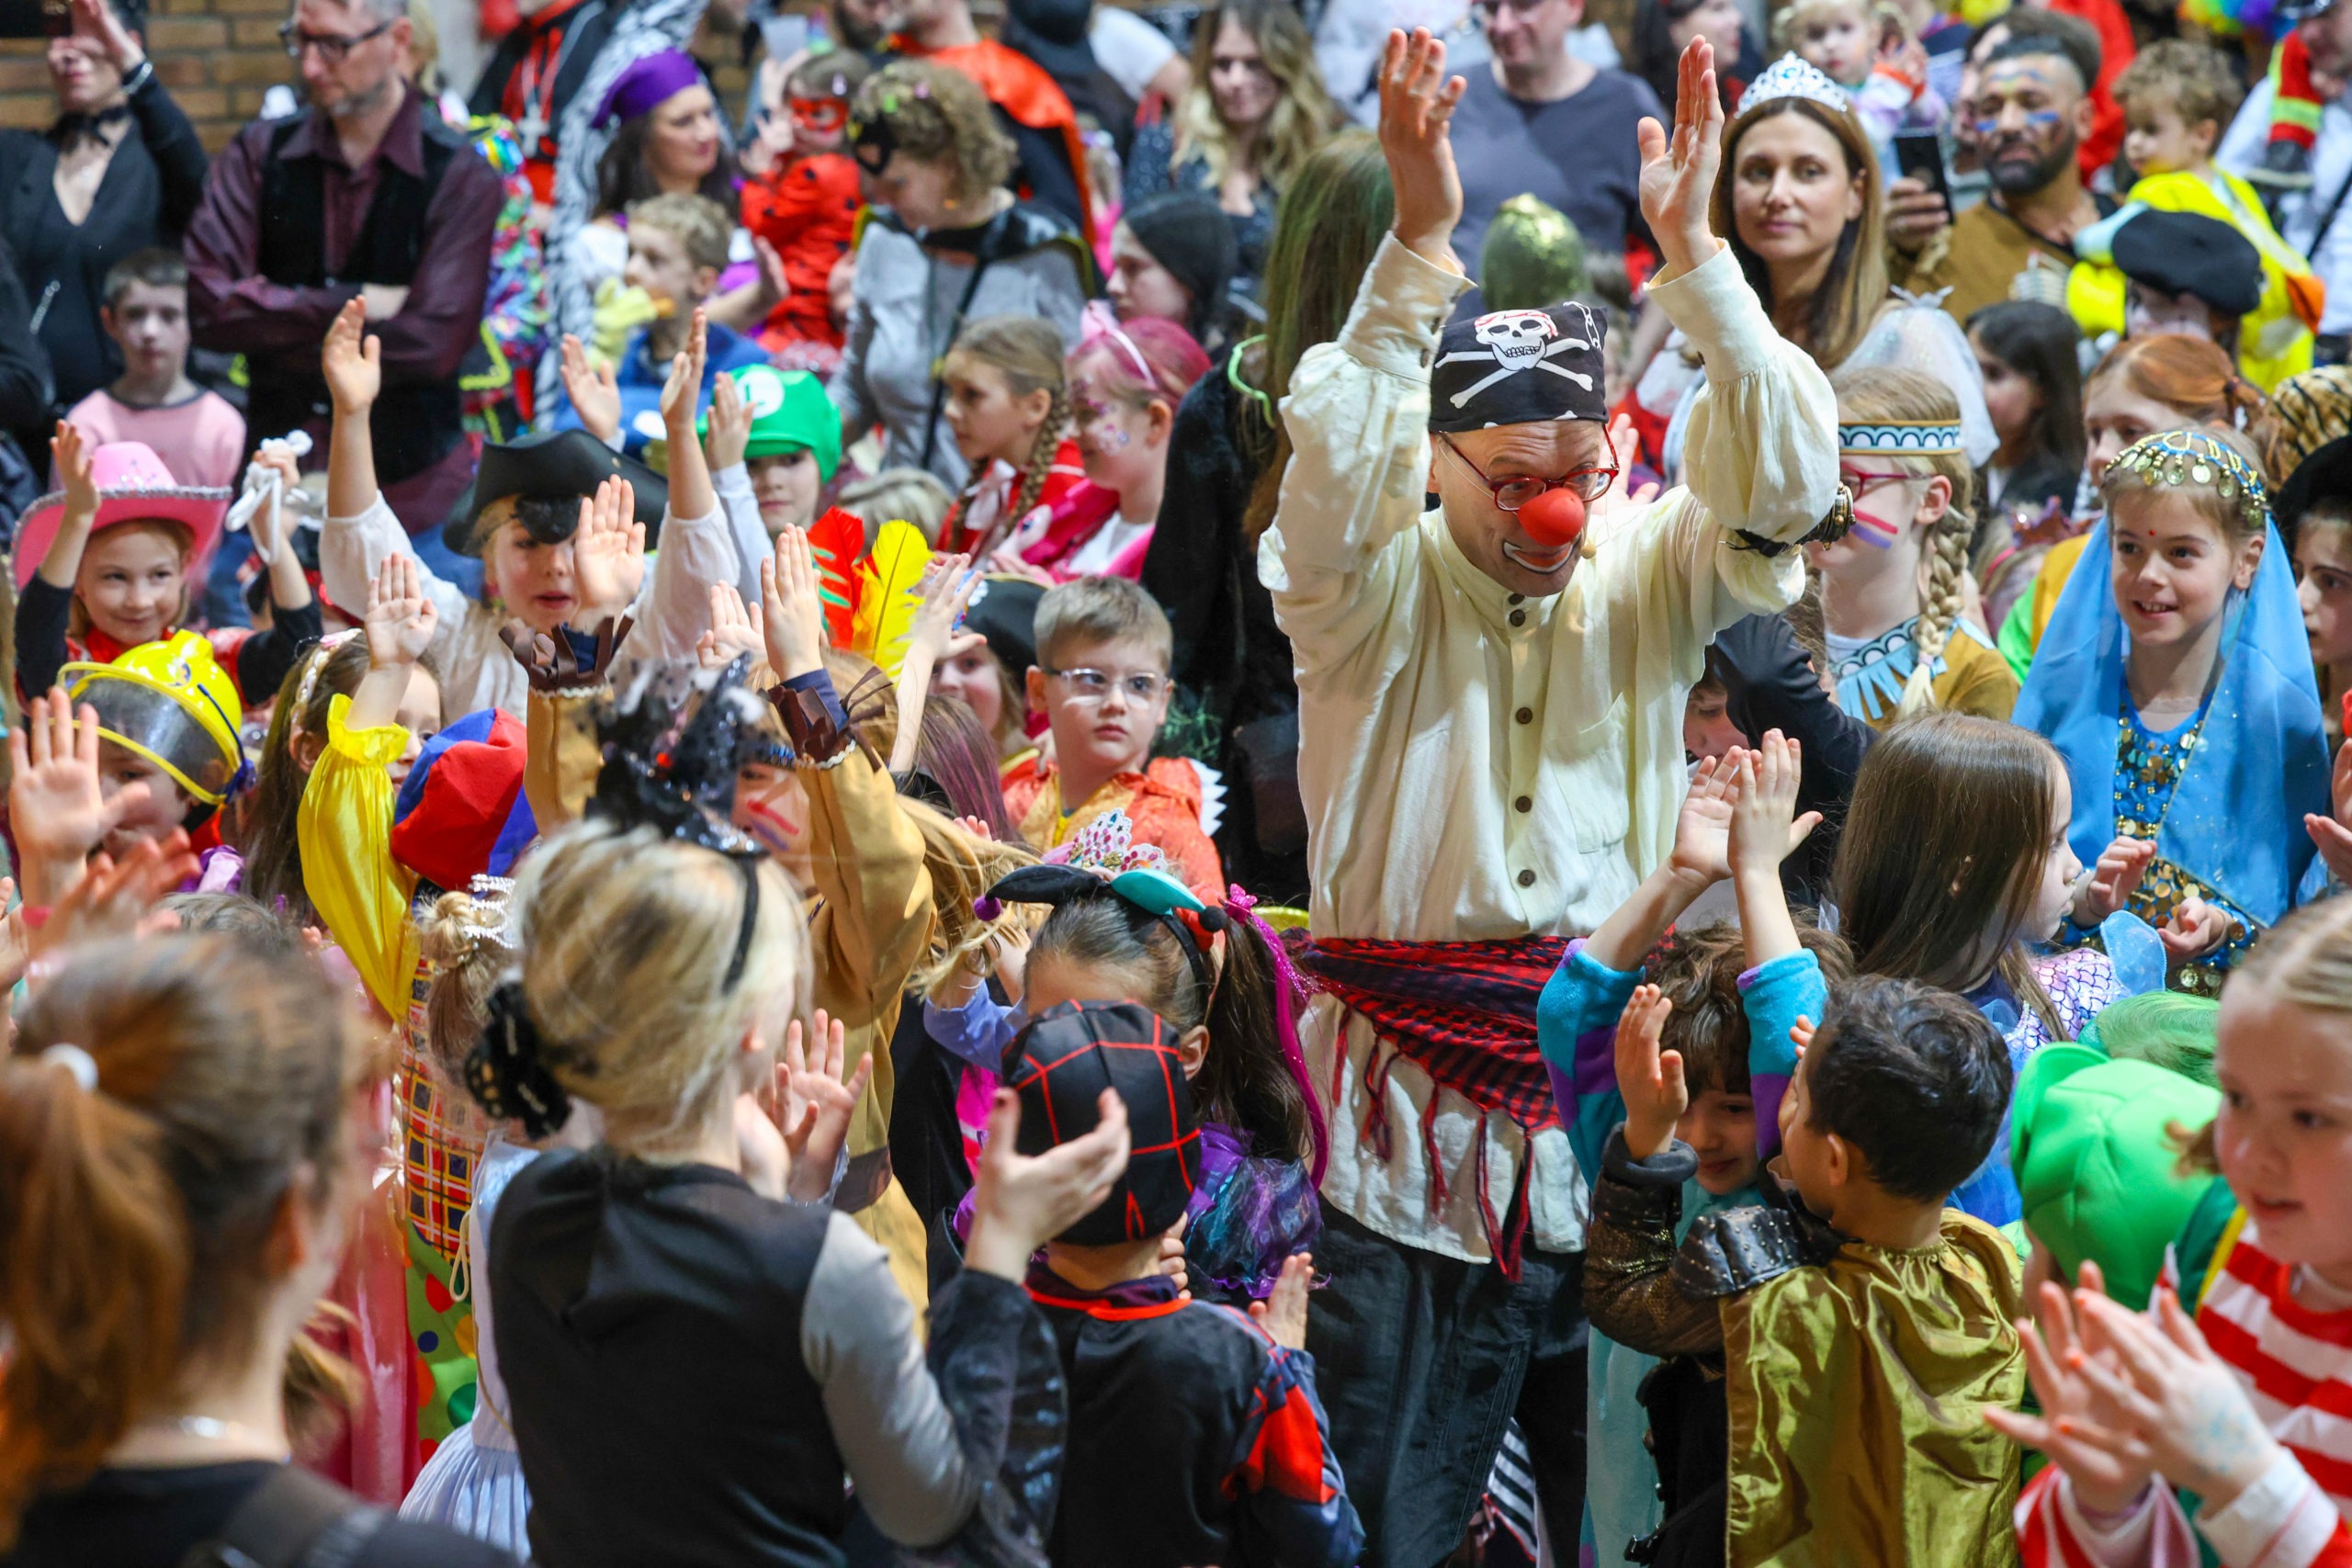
[1535,938,1645,1185]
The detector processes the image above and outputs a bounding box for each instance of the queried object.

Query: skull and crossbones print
[1435,307,1597,410]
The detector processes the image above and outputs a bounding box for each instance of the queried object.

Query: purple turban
[592,49,706,130]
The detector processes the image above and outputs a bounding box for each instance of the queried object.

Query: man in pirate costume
[1263,32,1843,1562]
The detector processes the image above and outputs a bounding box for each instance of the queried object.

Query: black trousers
[1305,1199,1589,1568]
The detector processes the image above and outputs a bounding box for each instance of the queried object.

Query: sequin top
[2112,695,2256,995]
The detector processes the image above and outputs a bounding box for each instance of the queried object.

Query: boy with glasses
[1003,574,1225,898]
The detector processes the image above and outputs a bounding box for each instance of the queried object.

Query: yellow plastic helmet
[60,630,249,807]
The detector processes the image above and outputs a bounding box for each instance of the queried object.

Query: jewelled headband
[1838,420,1966,457]
[1736,53,1854,118]
[2106,429,2270,536]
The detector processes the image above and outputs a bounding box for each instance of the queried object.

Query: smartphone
[1893,130,1949,203]
[41,0,69,37]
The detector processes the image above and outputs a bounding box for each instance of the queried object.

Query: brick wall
[0,0,308,152]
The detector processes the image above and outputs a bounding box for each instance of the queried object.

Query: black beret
[2110,209,2264,321]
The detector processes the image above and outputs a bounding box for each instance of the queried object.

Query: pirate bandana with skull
[1428,301,1608,434]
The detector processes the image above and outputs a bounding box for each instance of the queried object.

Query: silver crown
[1736,52,1854,118]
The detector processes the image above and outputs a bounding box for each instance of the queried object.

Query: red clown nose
[1517,486,1588,548]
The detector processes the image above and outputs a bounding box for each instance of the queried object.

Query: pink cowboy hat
[11,441,231,592]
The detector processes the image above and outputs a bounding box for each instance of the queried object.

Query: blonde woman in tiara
[1657,53,1995,482]
[1817,367,2018,728]
[2016,427,2331,997]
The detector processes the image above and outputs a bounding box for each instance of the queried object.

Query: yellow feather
[850,520,931,679]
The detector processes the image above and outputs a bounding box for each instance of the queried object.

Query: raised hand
[28,832,197,963]
[760,525,829,681]
[1249,1252,1316,1350]
[661,308,710,435]
[705,367,751,474]
[9,692,149,896]
[752,234,789,308]
[698,582,769,672]
[52,421,97,524]
[1375,28,1466,265]
[2063,1288,2287,1513]
[2073,836,2155,925]
[1982,1264,2160,1517]
[571,476,647,625]
[559,333,623,447]
[1635,37,1727,275]
[1613,984,1687,1160]
[964,1088,1132,1282]
[1726,730,1820,881]
[364,552,438,669]
[775,1010,875,1203]
[322,297,382,416]
[71,0,144,69]
[903,553,978,673]
[2305,739,2352,885]
[1668,751,1740,889]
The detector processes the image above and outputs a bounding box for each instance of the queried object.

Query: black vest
[252,112,468,484]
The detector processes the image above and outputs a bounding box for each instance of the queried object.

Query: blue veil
[2013,518,2330,928]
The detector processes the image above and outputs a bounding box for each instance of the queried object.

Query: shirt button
[1515,706,1533,725]
[1508,593,1524,605]
[1517,869,1536,887]
[1509,609,1527,627]
[1515,795,1532,813]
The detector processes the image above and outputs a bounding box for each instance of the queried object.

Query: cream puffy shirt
[1260,236,1838,1261]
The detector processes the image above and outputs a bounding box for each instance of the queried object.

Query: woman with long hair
[1629,0,1762,115]
[1121,0,1337,318]
[1657,55,1994,480]
[1136,128,1394,903]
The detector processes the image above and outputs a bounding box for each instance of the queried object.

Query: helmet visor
[70,677,239,804]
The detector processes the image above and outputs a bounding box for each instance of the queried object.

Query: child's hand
[1983,1264,2160,1517]
[249,446,304,564]
[698,581,769,672]
[1726,730,1819,881]
[571,476,647,625]
[52,421,97,524]
[363,552,438,669]
[705,367,751,474]
[2072,837,2154,925]
[903,553,978,671]
[2065,1288,2284,1513]
[1789,1014,1815,1056]
[760,525,829,680]
[964,1088,1131,1281]
[559,333,623,447]
[8,691,147,878]
[1249,1252,1315,1351]
[2304,739,2352,884]
[775,1009,874,1204]
[322,297,381,416]
[660,308,709,435]
[1667,751,1740,889]
[752,234,789,307]
[1612,983,1687,1160]
[27,832,197,964]
[1157,1223,1192,1298]
[2157,896,2232,965]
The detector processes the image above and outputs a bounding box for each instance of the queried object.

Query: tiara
[1736,53,1854,118]
[1839,420,1965,456]
[2106,429,2270,535]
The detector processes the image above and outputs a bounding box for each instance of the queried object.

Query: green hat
[2011,1045,2221,1310]
[698,365,842,484]
[2077,992,2221,1087]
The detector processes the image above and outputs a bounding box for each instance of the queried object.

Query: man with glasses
[1447,0,1663,290]
[1263,30,1842,1565]
[184,0,502,553]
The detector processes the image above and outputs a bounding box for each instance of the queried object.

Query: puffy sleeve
[297,694,419,1023]
[1258,235,1468,676]
[1535,940,1647,1185]
[1738,950,1826,1161]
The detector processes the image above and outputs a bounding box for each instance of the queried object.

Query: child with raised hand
[317,298,740,719]
[1534,740,1850,1565]
[1995,894,2352,1567]
[16,420,319,705]
[1585,963,2026,1567]
[1817,368,2015,728]
[2017,427,2332,997]
[936,316,1086,559]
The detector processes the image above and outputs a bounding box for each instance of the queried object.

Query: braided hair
[939,315,1068,554]
[1833,368,1980,716]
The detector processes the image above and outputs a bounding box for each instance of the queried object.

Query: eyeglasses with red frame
[1439,434,1618,510]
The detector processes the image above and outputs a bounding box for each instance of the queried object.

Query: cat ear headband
[975,811,1229,998]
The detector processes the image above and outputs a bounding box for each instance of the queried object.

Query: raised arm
[1259,30,1467,665]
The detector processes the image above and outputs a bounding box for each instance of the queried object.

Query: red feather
[806,504,867,649]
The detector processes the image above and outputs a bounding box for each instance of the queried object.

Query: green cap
[697,365,842,483]
[2011,1045,2221,1309]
